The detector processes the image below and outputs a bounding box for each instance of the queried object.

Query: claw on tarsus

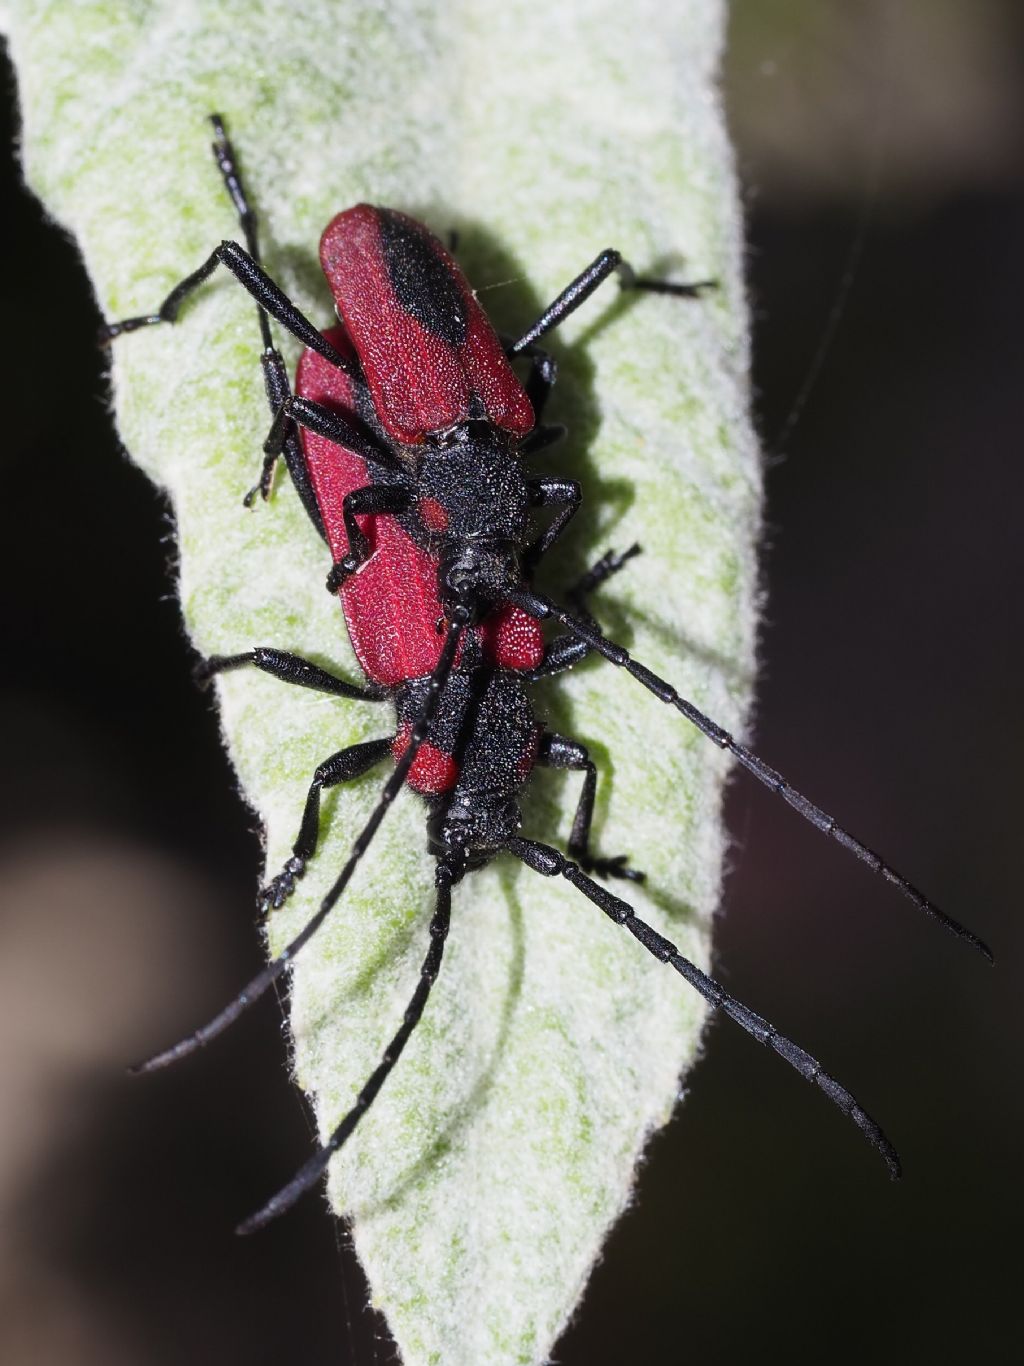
[579,852,646,884]
[259,855,307,913]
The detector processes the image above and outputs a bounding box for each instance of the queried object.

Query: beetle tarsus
[258,855,307,913]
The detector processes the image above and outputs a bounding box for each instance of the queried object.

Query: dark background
[2,4,1021,1362]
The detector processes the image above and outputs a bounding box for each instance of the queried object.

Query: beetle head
[439,539,520,619]
[427,789,521,868]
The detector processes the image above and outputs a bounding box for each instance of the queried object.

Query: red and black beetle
[102,116,991,1231]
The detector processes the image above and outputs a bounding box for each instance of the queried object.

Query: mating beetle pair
[103,115,990,1232]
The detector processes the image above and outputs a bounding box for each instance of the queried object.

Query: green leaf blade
[5,0,759,1360]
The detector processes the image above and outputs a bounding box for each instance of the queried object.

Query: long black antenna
[208,113,334,523]
[237,858,456,1234]
[508,836,901,1177]
[511,583,992,963]
[130,612,468,1074]
[209,113,274,354]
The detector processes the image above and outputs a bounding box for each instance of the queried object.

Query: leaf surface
[4,1,759,1360]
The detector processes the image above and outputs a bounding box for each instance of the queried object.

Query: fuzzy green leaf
[4,1,759,1360]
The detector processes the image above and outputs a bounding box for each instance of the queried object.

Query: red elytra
[296,327,544,690]
[320,205,535,446]
[476,600,544,675]
[389,723,460,795]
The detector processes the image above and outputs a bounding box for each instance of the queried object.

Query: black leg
[263,394,399,473]
[500,331,558,419]
[565,543,642,609]
[323,484,413,594]
[260,392,411,569]
[250,347,326,535]
[129,612,469,1075]
[236,857,456,1234]
[198,649,391,906]
[509,250,624,353]
[504,336,559,420]
[537,733,643,883]
[208,115,324,528]
[527,543,641,886]
[512,588,993,962]
[528,545,641,681]
[509,248,713,355]
[202,652,387,908]
[101,237,349,372]
[517,423,567,459]
[198,646,386,700]
[261,736,393,911]
[523,474,581,570]
[508,836,901,1178]
[207,114,274,353]
[98,115,346,530]
[617,260,717,300]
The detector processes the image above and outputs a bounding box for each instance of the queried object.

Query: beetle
[104,123,709,630]
[103,116,991,1230]
[102,119,989,962]
[136,556,908,1236]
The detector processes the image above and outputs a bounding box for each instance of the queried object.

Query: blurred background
[1,1,1021,1361]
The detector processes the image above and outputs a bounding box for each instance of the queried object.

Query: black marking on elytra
[378,209,468,348]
